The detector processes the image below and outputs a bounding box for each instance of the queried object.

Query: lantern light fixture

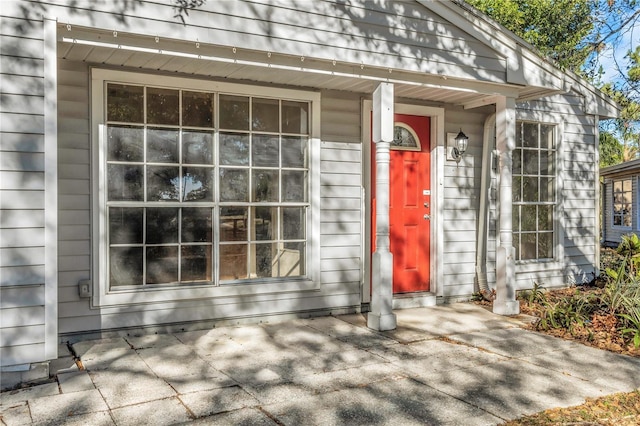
[452,129,469,163]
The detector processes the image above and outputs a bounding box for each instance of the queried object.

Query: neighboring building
[601,159,640,247]
[0,0,617,372]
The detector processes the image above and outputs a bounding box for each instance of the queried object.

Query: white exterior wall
[0,11,57,366]
[1,0,612,361]
[602,176,639,246]
[484,93,600,290]
[441,107,490,300]
[56,60,364,335]
[37,0,506,85]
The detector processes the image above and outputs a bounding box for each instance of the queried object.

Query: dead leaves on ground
[503,390,640,426]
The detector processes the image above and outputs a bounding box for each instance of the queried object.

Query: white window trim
[612,177,634,230]
[512,113,564,274]
[90,68,321,307]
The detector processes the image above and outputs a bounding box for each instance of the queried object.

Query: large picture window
[512,121,556,261]
[103,81,310,290]
[612,178,632,227]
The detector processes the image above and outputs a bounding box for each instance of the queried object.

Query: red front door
[372,113,431,294]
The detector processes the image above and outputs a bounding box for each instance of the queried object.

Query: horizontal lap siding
[441,107,485,299]
[57,59,92,334]
[512,94,597,288]
[562,100,598,285]
[602,176,638,246]
[42,0,505,84]
[319,92,362,301]
[0,13,46,366]
[57,64,364,335]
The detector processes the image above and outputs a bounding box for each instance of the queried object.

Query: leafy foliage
[466,0,640,165]
[518,236,640,350]
[535,289,598,334]
[599,131,625,167]
[519,281,546,305]
[467,0,593,71]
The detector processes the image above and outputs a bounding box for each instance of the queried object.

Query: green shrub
[536,289,598,334]
[602,235,640,348]
[518,281,547,305]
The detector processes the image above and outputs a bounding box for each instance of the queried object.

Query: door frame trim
[361,101,445,303]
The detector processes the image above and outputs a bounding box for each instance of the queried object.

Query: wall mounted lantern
[452,129,469,163]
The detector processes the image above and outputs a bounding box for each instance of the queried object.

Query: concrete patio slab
[449,327,585,358]
[412,357,614,419]
[264,376,502,425]
[0,382,59,406]
[28,389,109,424]
[57,370,95,393]
[183,407,277,425]
[3,303,639,425]
[89,370,177,409]
[178,385,260,418]
[292,362,406,394]
[0,401,31,426]
[521,346,640,391]
[110,397,192,425]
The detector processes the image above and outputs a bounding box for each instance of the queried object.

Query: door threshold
[392,292,436,309]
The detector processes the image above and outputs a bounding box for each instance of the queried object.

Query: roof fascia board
[600,159,640,176]
[60,24,522,99]
[420,0,535,86]
[421,0,619,118]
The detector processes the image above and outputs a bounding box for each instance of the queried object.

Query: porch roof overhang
[600,159,640,178]
[57,22,618,118]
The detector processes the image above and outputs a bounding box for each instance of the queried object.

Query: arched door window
[391,123,421,151]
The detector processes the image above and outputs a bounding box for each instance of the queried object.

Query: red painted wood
[372,113,430,294]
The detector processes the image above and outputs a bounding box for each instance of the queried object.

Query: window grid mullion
[106,83,309,288]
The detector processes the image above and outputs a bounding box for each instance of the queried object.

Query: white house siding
[601,176,638,247]
[56,60,364,335]
[1,0,613,361]
[441,106,489,300]
[57,58,93,334]
[37,0,506,86]
[499,93,598,289]
[563,110,599,285]
[0,13,47,365]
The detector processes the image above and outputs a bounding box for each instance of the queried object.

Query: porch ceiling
[57,31,552,109]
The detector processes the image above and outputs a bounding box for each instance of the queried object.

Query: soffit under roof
[57,29,553,110]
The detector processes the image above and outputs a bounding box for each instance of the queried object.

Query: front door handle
[424,214,431,220]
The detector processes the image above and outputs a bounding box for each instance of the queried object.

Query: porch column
[494,96,520,315]
[368,82,397,331]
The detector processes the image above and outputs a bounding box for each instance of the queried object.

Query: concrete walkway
[2,303,640,425]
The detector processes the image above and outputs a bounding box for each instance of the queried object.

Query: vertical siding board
[44,17,59,360]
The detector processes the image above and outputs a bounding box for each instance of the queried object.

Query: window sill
[93,278,320,307]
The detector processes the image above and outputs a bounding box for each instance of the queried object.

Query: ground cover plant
[503,235,640,425]
[517,234,640,357]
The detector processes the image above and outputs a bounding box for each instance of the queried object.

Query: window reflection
[105,83,310,287]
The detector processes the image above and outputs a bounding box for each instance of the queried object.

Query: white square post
[494,96,520,315]
[368,82,397,331]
